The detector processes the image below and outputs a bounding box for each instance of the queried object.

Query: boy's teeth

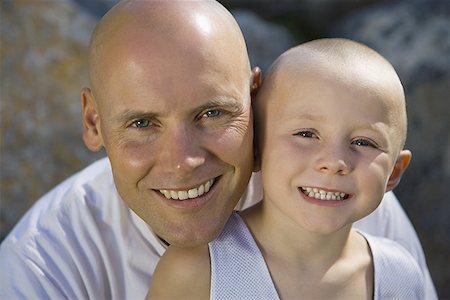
[159,179,215,200]
[301,187,348,201]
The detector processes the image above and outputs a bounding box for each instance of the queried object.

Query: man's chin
[156,220,226,247]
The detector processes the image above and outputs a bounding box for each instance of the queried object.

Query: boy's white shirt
[0,157,437,299]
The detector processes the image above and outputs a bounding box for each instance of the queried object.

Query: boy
[147,38,424,299]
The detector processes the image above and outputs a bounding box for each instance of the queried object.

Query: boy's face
[256,68,406,234]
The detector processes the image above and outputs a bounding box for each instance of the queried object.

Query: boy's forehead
[264,61,406,149]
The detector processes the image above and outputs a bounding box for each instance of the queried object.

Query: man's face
[90,29,254,246]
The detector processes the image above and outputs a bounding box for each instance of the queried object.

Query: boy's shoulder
[358,231,425,299]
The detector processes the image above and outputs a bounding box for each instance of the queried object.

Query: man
[0,1,437,299]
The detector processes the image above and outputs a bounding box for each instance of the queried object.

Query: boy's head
[254,38,411,233]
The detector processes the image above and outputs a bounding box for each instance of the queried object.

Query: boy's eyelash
[294,130,317,138]
[292,131,380,149]
[351,138,378,148]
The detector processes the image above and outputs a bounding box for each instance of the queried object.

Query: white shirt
[209,213,425,299]
[0,157,437,299]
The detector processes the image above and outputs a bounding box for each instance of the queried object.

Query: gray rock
[0,0,104,239]
[233,9,298,72]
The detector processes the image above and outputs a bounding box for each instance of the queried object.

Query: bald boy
[0,1,436,299]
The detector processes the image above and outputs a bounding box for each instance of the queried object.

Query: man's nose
[314,145,352,175]
[160,125,206,173]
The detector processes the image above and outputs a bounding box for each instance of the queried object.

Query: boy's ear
[250,66,262,99]
[386,150,412,192]
[81,87,103,152]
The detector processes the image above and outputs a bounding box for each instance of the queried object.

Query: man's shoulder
[1,157,116,246]
[360,231,425,299]
[363,231,421,269]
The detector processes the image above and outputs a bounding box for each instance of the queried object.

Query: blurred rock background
[1,0,449,297]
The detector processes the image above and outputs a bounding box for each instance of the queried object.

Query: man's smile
[159,178,216,200]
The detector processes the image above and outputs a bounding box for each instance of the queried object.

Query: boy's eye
[203,109,221,118]
[131,119,150,128]
[294,130,316,138]
[352,138,376,148]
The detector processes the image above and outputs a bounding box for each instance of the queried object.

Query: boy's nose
[314,147,351,175]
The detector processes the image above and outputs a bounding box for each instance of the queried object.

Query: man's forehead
[90,0,233,51]
[89,0,249,91]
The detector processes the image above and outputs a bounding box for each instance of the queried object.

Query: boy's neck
[242,200,355,265]
[240,200,373,299]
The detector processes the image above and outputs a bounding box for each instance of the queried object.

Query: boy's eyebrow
[289,113,326,122]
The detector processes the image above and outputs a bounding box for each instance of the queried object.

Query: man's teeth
[159,179,214,200]
[300,187,348,201]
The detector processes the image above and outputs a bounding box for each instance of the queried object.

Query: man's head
[81,0,260,246]
[254,38,411,233]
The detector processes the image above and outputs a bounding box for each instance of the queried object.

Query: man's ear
[386,150,412,192]
[81,87,103,151]
[250,66,262,99]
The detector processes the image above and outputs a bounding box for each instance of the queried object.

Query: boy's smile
[299,186,351,208]
[299,186,350,201]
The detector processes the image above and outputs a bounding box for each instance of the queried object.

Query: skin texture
[147,38,412,299]
[81,0,261,247]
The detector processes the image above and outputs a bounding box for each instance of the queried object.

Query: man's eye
[131,119,150,128]
[203,110,221,118]
[352,138,376,148]
[294,130,316,138]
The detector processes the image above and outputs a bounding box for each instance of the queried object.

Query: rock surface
[0,0,104,237]
[1,0,449,297]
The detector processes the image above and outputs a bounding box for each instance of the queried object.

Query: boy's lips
[158,178,216,200]
[300,186,350,201]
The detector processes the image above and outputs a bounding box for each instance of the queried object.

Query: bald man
[0,1,436,299]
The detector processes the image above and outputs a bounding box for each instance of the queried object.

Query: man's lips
[158,178,215,200]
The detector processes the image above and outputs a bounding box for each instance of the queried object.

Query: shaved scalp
[260,38,407,150]
[87,0,250,99]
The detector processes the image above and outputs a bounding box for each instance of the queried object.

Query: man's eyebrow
[115,110,157,124]
[195,96,245,114]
